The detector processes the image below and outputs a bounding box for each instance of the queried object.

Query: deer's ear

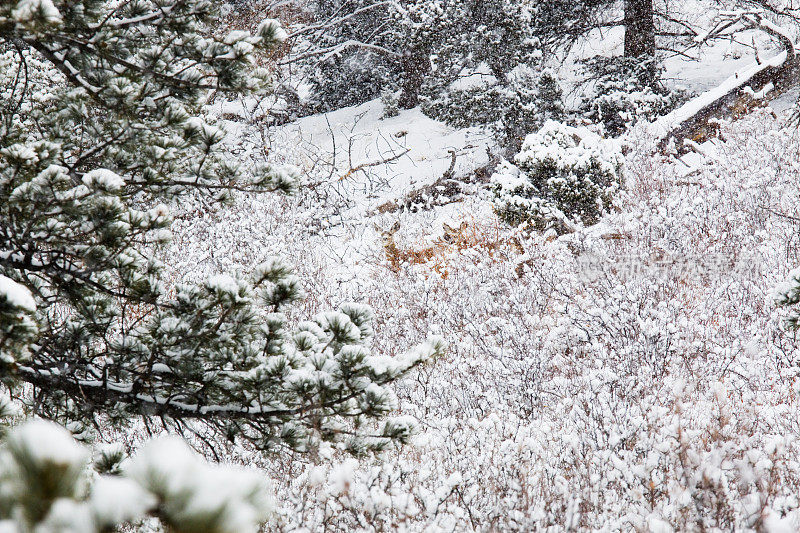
[459,221,468,230]
[442,222,455,233]
[390,221,401,232]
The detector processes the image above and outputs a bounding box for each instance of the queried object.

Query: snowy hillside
[155,92,800,529]
[6,1,800,531]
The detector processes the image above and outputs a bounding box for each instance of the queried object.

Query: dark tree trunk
[624,0,655,58]
[398,47,431,109]
[624,0,656,84]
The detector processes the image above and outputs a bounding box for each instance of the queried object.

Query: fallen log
[653,11,800,152]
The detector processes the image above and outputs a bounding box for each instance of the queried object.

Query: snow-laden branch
[279,39,401,66]
[695,10,796,59]
[652,48,788,139]
[286,1,391,39]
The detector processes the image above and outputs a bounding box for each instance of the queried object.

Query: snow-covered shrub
[0,420,272,532]
[422,65,563,151]
[490,121,623,233]
[159,107,800,529]
[580,56,690,136]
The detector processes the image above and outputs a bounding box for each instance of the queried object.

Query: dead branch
[337,148,411,181]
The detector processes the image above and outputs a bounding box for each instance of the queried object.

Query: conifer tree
[297,0,566,113]
[491,121,624,233]
[0,0,442,461]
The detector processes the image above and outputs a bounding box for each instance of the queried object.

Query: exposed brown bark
[659,57,800,152]
[659,13,799,152]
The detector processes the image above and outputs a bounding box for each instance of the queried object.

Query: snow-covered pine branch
[0,419,273,532]
[0,0,442,467]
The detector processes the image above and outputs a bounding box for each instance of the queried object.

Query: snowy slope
[162,40,800,528]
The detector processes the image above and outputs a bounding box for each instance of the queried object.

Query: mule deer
[375,219,531,276]
[374,221,470,272]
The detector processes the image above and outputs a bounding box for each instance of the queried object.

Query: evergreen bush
[491,121,624,233]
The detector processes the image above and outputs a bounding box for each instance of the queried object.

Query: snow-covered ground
[11,0,800,529]
[153,16,800,526]
[280,102,493,212]
[157,62,800,528]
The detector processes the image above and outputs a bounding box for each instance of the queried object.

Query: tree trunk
[657,12,799,152]
[398,47,431,109]
[624,0,655,58]
[624,0,656,84]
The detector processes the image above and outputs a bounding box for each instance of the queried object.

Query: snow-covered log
[654,11,800,152]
